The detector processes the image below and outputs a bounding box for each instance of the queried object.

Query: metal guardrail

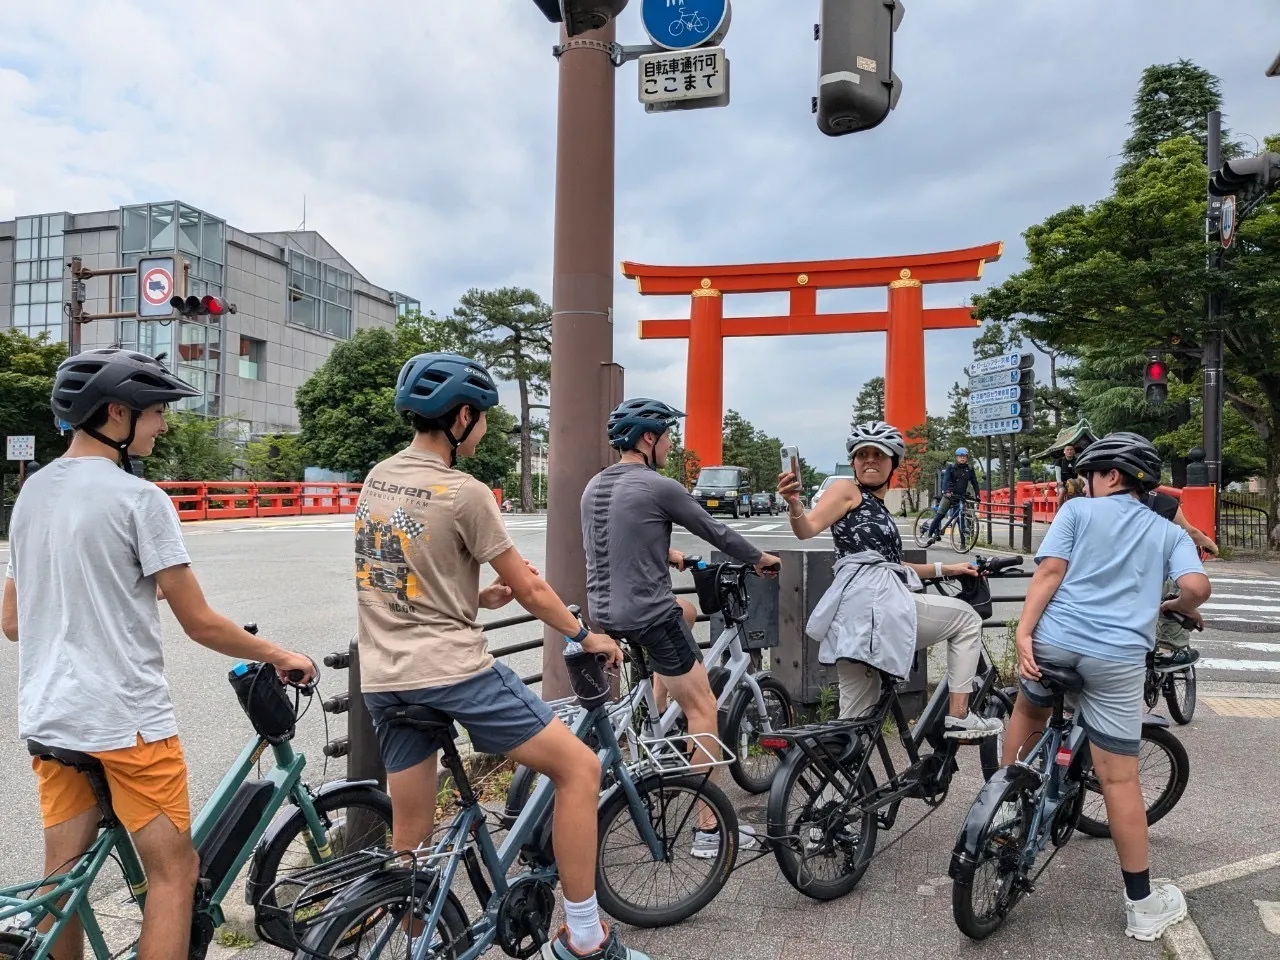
[973,500,1035,554]
[1220,495,1272,552]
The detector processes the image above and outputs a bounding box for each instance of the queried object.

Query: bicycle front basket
[691,563,723,615]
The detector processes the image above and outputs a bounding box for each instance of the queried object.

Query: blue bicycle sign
[641,0,730,51]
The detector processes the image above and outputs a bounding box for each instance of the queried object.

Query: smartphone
[780,445,801,481]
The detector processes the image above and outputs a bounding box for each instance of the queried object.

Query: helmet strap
[444,405,478,468]
[82,409,140,474]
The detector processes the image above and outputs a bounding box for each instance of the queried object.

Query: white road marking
[1197,658,1280,672]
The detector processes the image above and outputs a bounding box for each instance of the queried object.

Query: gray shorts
[365,663,554,772]
[1019,642,1145,757]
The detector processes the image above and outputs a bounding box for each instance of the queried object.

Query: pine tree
[1117,60,1238,179]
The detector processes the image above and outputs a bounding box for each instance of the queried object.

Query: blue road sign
[642,0,730,50]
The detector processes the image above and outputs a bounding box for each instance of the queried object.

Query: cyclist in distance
[581,398,780,857]
[1006,431,1210,942]
[357,353,648,960]
[924,446,982,545]
[2,349,315,960]
[777,421,1003,737]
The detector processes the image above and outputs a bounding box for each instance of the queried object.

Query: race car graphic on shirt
[354,499,426,607]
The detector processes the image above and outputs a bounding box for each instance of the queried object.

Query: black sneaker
[1156,647,1199,667]
[542,923,651,960]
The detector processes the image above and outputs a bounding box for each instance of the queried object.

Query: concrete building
[0,202,418,439]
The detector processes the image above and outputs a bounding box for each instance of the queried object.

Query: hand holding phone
[780,445,801,483]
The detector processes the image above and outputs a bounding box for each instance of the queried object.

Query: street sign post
[639,46,729,111]
[967,367,1032,391]
[6,436,35,462]
[967,350,1035,437]
[641,0,730,50]
[1220,194,1236,248]
[967,351,1034,376]
[137,256,178,319]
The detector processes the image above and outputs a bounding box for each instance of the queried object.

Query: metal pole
[1007,436,1016,548]
[346,639,385,788]
[1203,109,1224,503]
[985,436,993,543]
[542,22,617,700]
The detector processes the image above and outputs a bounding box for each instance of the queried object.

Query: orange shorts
[33,735,191,834]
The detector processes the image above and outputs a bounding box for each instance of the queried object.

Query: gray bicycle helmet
[1072,431,1162,490]
[51,349,199,474]
[846,421,907,467]
[607,398,684,451]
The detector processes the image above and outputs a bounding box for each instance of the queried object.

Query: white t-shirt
[5,457,191,751]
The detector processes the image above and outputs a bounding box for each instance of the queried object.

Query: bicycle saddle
[377,704,455,734]
[1036,665,1085,694]
[27,740,104,773]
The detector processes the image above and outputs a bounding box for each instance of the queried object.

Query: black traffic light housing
[1209,152,1280,197]
[1143,353,1168,406]
[170,295,236,318]
[530,0,629,37]
[815,0,904,136]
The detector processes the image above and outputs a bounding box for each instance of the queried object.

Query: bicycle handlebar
[241,622,317,693]
[1160,607,1203,632]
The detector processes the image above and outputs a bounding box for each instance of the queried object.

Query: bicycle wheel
[952,775,1032,940]
[253,785,393,949]
[766,736,878,900]
[912,510,936,548]
[724,676,794,794]
[294,867,469,959]
[595,772,737,927]
[1164,665,1196,725]
[978,687,1017,781]
[1076,725,1189,838]
[951,508,979,554]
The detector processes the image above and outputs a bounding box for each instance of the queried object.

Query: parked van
[692,465,753,518]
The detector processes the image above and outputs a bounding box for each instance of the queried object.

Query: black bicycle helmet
[51,349,200,474]
[394,353,499,464]
[1072,431,1162,490]
[607,398,684,452]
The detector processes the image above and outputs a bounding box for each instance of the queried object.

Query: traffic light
[814,0,904,136]
[1209,152,1280,197]
[1143,354,1168,406]
[530,0,629,37]
[170,295,236,317]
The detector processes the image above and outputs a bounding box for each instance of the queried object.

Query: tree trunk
[518,377,533,512]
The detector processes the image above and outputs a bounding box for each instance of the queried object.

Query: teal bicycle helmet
[395,353,499,463]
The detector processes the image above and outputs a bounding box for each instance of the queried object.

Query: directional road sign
[137,256,177,319]
[6,435,35,461]
[967,368,1033,391]
[968,385,1023,406]
[639,46,729,110]
[968,350,1035,436]
[967,350,1034,377]
[642,0,731,51]
[969,417,1024,437]
[969,401,1028,422]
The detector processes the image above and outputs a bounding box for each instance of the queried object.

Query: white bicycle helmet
[846,421,907,467]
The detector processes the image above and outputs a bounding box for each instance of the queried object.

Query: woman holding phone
[777,422,1002,736]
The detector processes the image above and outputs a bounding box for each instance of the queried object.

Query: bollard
[345,639,386,789]
[1022,501,1034,554]
[897,548,929,720]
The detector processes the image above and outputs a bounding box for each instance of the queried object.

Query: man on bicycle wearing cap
[3,349,315,960]
[356,353,648,960]
[925,447,982,545]
[581,399,780,857]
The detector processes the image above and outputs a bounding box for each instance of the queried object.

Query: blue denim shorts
[364,663,554,772]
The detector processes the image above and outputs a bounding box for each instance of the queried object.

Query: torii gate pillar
[884,271,925,439]
[685,288,724,463]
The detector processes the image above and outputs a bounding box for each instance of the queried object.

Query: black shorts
[630,606,702,678]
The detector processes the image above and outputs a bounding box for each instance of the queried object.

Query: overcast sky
[1,1,1276,470]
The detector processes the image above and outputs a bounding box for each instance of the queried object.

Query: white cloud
[1,0,1276,469]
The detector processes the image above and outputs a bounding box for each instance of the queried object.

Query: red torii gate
[621,242,1003,468]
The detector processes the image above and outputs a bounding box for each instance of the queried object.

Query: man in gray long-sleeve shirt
[582,398,778,855]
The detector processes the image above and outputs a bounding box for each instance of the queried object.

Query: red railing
[155,481,364,521]
[980,481,1217,543]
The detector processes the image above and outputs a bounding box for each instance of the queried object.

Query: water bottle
[564,639,585,657]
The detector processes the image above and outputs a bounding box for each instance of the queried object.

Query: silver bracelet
[789,503,805,519]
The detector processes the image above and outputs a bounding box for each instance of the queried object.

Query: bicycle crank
[495,876,556,958]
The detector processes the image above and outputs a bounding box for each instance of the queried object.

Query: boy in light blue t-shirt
[1006,433,1210,944]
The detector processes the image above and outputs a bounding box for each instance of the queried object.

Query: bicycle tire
[595,772,736,927]
[952,775,1031,940]
[253,785,393,949]
[293,867,469,959]
[724,676,794,794]
[978,687,1017,781]
[912,510,935,548]
[1164,665,1196,725]
[1076,725,1189,838]
[951,508,979,554]
[766,736,878,901]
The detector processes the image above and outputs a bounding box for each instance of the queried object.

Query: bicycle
[1146,598,1202,725]
[949,640,1191,940]
[759,556,1024,901]
[669,10,709,37]
[913,496,979,554]
[282,614,741,958]
[503,558,793,821]
[0,625,393,960]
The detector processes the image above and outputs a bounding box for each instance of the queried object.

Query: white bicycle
[669,10,710,37]
[503,558,794,824]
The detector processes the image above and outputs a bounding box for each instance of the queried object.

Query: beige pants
[836,591,984,719]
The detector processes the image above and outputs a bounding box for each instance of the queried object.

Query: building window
[391,291,421,318]
[175,321,221,416]
[288,249,351,338]
[239,336,265,380]
[119,203,226,315]
[11,213,67,342]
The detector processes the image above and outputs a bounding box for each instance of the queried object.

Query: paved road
[1,514,1277,959]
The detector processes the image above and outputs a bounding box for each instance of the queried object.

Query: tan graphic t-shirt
[355,448,513,691]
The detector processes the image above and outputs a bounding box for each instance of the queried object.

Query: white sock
[563,894,605,954]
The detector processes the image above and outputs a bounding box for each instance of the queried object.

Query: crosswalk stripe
[1199,658,1280,672]
[1203,602,1280,613]
[1206,577,1280,586]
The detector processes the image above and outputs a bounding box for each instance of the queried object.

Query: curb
[1167,849,1280,960]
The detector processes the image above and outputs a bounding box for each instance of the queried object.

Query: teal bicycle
[0,625,393,960]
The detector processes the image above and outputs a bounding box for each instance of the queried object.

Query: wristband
[567,625,589,644]
[934,562,944,579]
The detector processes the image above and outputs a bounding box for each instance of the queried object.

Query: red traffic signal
[169,295,236,317]
[1143,354,1168,406]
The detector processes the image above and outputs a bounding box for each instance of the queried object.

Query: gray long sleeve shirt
[581,462,763,633]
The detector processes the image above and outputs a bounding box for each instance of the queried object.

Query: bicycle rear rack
[632,731,736,776]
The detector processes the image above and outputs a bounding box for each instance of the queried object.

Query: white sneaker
[944,712,1004,739]
[1125,881,1188,941]
[691,824,759,859]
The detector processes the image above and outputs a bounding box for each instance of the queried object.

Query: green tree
[0,328,67,466]
[719,410,785,491]
[147,412,237,481]
[851,376,885,425]
[448,288,551,512]
[1117,60,1238,179]
[244,433,306,481]
[457,403,518,488]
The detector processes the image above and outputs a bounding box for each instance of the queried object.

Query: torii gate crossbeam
[621,242,1003,469]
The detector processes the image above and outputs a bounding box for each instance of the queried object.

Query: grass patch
[216,929,255,949]
[434,753,519,819]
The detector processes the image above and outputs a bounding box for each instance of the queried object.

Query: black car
[750,492,778,516]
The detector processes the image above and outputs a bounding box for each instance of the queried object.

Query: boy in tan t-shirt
[357,353,649,960]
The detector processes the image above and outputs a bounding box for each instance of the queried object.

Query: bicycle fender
[948,766,1036,883]
[1140,713,1171,730]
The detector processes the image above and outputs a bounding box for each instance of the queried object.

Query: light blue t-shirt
[1033,494,1204,664]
